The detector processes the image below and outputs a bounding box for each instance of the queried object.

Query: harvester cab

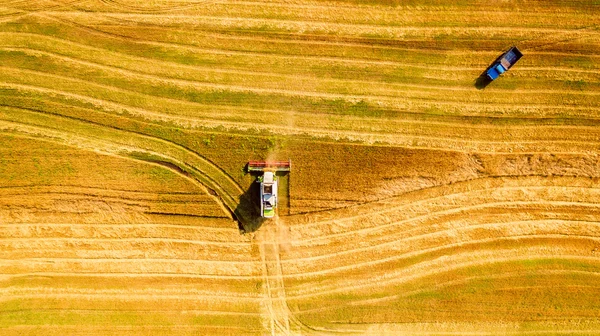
[247,160,291,218]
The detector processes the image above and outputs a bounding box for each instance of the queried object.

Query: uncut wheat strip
[1,325,261,336]
[4,85,600,154]
[282,221,600,275]
[0,274,262,297]
[284,175,600,230]
[0,192,213,210]
[0,272,263,281]
[0,286,262,299]
[0,185,210,202]
[285,245,600,299]
[0,108,242,213]
[0,193,227,218]
[0,257,260,276]
[0,223,248,243]
[287,183,600,241]
[0,238,253,261]
[0,293,262,305]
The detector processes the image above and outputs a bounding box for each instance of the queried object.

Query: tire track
[256,217,333,335]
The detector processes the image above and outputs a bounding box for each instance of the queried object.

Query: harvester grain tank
[247,160,291,218]
[486,46,523,81]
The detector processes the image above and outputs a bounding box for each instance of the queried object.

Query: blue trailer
[486,46,523,81]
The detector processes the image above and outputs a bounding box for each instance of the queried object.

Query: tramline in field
[248,160,291,218]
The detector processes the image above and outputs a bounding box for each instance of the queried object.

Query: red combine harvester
[247,160,291,218]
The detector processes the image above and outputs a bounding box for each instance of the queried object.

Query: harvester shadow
[235,178,267,233]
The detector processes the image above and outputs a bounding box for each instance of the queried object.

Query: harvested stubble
[1,0,600,334]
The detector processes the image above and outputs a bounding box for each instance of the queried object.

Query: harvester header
[247,160,291,172]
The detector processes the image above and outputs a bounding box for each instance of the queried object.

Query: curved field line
[0,102,244,198]
[298,269,600,313]
[0,124,238,218]
[282,234,600,280]
[285,250,600,299]
[288,199,600,247]
[286,180,600,233]
[0,107,246,220]
[282,219,600,265]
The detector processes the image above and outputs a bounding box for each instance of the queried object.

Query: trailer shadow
[475,72,492,90]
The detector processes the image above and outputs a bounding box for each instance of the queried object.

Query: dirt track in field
[2,0,600,334]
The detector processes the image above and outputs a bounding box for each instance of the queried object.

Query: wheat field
[1,0,600,335]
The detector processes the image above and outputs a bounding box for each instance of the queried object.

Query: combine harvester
[486,46,523,81]
[247,160,291,218]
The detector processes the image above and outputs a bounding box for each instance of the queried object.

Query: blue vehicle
[486,46,523,81]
